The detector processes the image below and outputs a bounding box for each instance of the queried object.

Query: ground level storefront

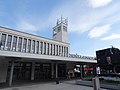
[0,56,96,87]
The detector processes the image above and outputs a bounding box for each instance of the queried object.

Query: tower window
[58,26,61,32]
[63,26,67,32]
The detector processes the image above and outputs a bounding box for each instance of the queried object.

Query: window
[7,35,12,50]
[44,42,46,54]
[58,26,61,32]
[23,38,27,52]
[62,46,63,56]
[36,41,39,54]
[64,47,66,56]
[28,39,31,53]
[12,36,17,51]
[50,44,52,55]
[40,42,43,54]
[53,44,55,55]
[63,26,67,32]
[59,46,61,56]
[56,45,58,56]
[18,37,22,52]
[32,40,35,53]
[1,34,6,50]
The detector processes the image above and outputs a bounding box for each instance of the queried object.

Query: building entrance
[58,64,66,78]
[35,63,51,80]
[7,62,32,81]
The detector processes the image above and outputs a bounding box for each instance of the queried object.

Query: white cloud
[87,0,112,8]
[17,21,38,34]
[101,34,120,40]
[88,24,111,38]
[46,0,119,34]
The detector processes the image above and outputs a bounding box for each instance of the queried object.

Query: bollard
[56,78,59,84]
[93,77,100,90]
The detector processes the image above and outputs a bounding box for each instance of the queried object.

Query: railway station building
[0,17,97,86]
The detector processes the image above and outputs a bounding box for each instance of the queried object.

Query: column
[46,42,47,55]
[39,41,41,54]
[10,35,13,51]
[80,65,83,79]
[34,41,36,54]
[67,47,70,57]
[31,62,35,80]
[16,36,19,51]
[26,39,28,53]
[55,63,58,78]
[42,42,44,54]
[51,63,54,79]
[30,39,32,53]
[9,60,14,87]
[5,34,8,50]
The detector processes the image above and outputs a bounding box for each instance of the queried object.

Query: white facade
[53,17,68,43]
[0,18,97,86]
[0,26,69,57]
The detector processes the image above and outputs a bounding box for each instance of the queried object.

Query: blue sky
[0,0,120,57]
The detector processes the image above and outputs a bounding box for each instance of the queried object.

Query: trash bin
[56,78,59,84]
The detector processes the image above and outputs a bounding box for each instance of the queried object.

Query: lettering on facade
[69,54,96,60]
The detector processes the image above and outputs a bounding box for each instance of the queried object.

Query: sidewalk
[0,80,108,90]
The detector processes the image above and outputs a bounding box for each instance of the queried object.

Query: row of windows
[0,33,69,57]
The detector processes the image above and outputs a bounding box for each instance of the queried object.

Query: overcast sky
[0,0,120,56]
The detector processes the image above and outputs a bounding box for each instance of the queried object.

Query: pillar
[31,62,35,80]
[80,65,83,79]
[16,36,19,51]
[9,60,14,87]
[51,63,54,79]
[5,34,8,50]
[55,63,58,78]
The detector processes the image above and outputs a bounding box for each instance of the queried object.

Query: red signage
[84,68,93,70]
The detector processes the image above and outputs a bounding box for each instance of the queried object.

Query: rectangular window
[7,35,12,50]
[36,41,39,54]
[23,38,27,52]
[56,45,58,56]
[51,44,52,55]
[44,42,46,54]
[18,37,22,52]
[12,36,17,51]
[1,34,6,50]
[64,47,66,57]
[32,40,35,53]
[40,42,43,54]
[53,44,55,55]
[59,46,61,56]
[28,39,31,53]
[62,46,63,56]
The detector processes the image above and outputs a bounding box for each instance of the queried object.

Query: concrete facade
[0,18,97,86]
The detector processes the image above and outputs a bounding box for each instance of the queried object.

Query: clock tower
[53,17,68,43]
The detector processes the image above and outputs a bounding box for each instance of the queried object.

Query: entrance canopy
[0,50,97,63]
